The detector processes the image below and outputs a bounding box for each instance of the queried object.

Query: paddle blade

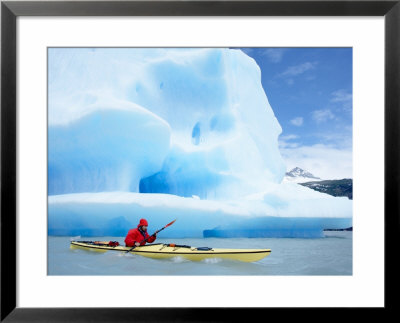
[165,219,177,228]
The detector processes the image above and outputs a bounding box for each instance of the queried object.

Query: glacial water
[48,231,352,276]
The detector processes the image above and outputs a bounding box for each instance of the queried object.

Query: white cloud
[279,141,300,149]
[286,78,294,85]
[317,131,353,149]
[280,144,352,180]
[290,117,303,126]
[280,134,299,141]
[331,89,353,112]
[312,109,335,123]
[279,62,317,77]
[331,89,352,103]
[263,48,286,63]
[279,134,300,149]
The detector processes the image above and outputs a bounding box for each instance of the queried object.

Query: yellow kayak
[70,241,271,263]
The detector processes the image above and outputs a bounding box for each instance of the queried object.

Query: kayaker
[124,218,157,247]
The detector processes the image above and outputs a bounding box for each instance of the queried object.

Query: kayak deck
[70,241,271,263]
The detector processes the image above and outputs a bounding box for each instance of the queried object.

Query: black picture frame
[1,0,399,321]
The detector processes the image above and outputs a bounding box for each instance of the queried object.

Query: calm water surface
[48,232,352,275]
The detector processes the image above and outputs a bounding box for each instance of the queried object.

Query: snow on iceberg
[48,48,352,238]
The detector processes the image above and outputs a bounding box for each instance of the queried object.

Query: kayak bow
[70,241,271,263]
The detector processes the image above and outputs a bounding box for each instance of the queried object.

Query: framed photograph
[1,0,398,321]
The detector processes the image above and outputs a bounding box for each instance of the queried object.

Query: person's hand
[135,242,140,247]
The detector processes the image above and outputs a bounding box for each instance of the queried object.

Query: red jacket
[124,226,156,247]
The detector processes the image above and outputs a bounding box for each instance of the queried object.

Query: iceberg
[48,48,352,238]
[48,104,171,194]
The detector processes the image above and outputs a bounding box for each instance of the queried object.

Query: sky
[240,48,353,180]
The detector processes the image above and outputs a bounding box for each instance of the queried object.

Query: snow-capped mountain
[283,167,321,183]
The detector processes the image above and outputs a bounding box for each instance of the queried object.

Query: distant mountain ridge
[284,167,352,200]
[300,179,353,200]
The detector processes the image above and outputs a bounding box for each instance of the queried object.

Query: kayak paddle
[126,219,177,253]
